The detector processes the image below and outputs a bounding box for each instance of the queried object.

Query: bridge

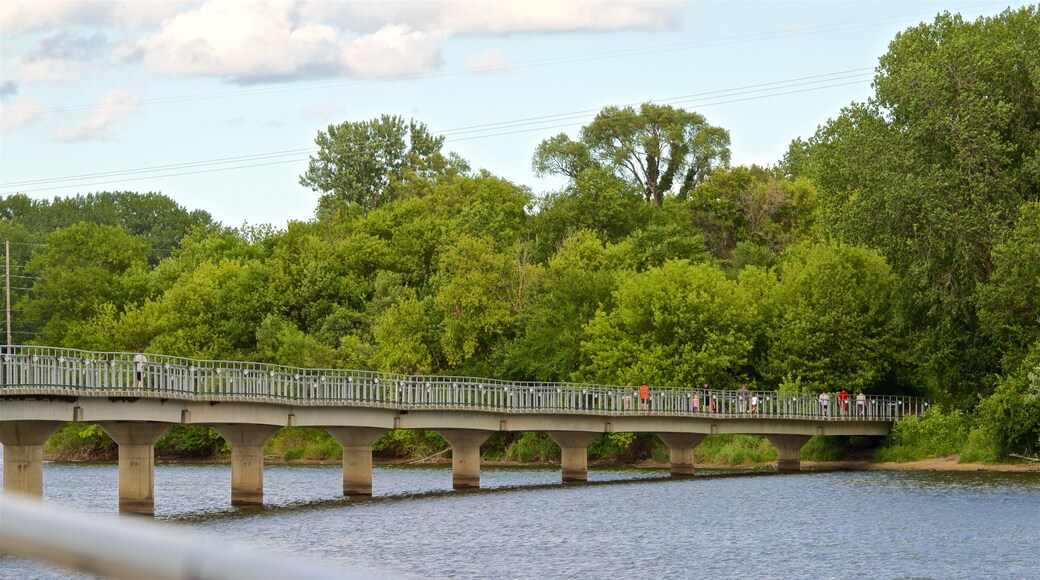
[0,346,925,514]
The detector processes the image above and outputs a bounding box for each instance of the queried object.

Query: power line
[0,3,999,120]
[0,69,871,195]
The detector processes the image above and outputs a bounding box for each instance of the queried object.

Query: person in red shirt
[838,389,850,415]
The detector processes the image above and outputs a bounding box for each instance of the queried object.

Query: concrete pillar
[766,434,812,472]
[547,431,599,482]
[438,429,493,490]
[213,424,280,506]
[0,421,64,499]
[657,433,707,477]
[99,422,171,515]
[326,427,386,496]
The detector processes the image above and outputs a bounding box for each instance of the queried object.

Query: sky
[0,0,1026,228]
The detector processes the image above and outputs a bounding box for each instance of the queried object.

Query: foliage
[801,7,1040,400]
[873,406,971,462]
[300,115,466,214]
[534,103,730,206]
[695,435,776,465]
[504,432,560,462]
[43,424,117,461]
[265,428,342,461]
[972,343,1040,457]
[579,260,757,388]
[156,426,226,458]
[760,242,906,393]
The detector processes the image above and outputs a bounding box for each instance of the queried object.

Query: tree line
[4,7,1037,460]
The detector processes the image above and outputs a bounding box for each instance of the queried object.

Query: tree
[976,202,1040,372]
[300,115,464,214]
[579,260,756,387]
[800,7,1040,398]
[759,242,906,394]
[502,230,618,381]
[21,223,148,345]
[533,103,730,206]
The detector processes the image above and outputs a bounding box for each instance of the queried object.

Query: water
[1,452,1038,579]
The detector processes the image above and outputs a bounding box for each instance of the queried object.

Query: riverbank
[102,454,1039,473]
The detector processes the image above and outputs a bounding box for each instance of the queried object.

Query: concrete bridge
[0,346,924,514]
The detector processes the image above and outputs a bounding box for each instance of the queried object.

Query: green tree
[579,260,756,387]
[534,103,731,206]
[21,223,148,345]
[760,242,906,394]
[300,115,465,214]
[976,202,1040,372]
[800,7,1040,398]
[502,230,618,381]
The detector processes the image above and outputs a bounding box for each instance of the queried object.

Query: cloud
[301,101,343,120]
[3,1,681,85]
[0,1,187,33]
[341,24,446,78]
[0,82,18,100]
[464,49,510,73]
[0,96,45,130]
[23,30,109,63]
[130,0,679,82]
[57,89,141,141]
[136,0,344,82]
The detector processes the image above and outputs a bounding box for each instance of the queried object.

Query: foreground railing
[0,494,352,580]
[0,345,927,420]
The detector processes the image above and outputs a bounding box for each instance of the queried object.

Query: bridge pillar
[0,421,64,499]
[213,424,280,506]
[766,434,812,471]
[326,427,386,496]
[657,433,707,477]
[99,422,171,515]
[547,431,599,482]
[438,429,492,490]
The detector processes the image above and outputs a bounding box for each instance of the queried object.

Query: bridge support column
[213,425,280,506]
[438,429,492,490]
[327,427,386,496]
[766,434,812,472]
[99,422,171,515]
[547,431,599,482]
[0,421,64,498]
[657,433,706,477]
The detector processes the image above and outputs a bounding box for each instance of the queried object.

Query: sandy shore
[802,454,1039,473]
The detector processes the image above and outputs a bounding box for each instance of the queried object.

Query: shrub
[874,406,970,462]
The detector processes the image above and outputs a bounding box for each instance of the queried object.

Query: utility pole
[6,240,11,348]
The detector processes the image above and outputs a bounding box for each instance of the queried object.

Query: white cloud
[301,101,343,120]
[0,96,46,130]
[341,24,445,78]
[137,0,342,81]
[464,49,509,73]
[130,0,679,82]
[0,1,187,33]
[57,89,141,141]
[4,1,681,84]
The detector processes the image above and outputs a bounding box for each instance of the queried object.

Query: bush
[373,429,447,460]
[505,432,559,462]
[696,434,776,465]
[156,426,225,459]
[874,406,970,462]
[44,423,116,461]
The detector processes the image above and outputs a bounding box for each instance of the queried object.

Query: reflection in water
[1,451,1037,579]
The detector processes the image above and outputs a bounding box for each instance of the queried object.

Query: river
[0,453,1037,579]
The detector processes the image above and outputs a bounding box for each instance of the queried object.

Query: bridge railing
[0,345,928,420]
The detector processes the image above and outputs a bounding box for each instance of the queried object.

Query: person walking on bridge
[134,348,148,390]
[639,383,650,411]
[818,391,830,417]
[737,384,750,414]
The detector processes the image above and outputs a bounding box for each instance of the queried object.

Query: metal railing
[0,345,927,420]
